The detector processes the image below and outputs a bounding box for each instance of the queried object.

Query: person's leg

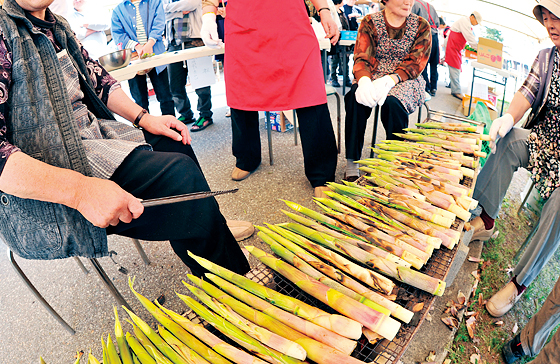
[344,83,374,161]
[380,96,409,140]
[148,68,176,116]
[430,35,440,92]
[422,68,430,92]
[167,45,195,122]
[106,148,250,278]
[473,128,531,219]
[514,188,560,287]
[296,103,338,187]
[128,75,149,110]
[448,66,462,95]
[521,274,560,360]
[231,108,261,172]
[195,86,213,119]
[330,53,341,87]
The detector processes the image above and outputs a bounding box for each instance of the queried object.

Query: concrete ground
[0,63,507,363]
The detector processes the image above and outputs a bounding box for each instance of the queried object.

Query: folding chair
[6,238,150,335]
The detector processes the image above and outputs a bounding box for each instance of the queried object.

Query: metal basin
[98,49,132,71]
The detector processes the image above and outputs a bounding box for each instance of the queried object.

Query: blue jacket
[111,0,167,73]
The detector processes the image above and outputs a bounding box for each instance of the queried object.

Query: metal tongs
[141,188,239,207]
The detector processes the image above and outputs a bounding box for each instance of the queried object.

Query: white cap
[534,0,560,25]
[472,11,482,24]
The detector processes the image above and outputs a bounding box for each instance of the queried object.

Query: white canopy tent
[430,0,549,43]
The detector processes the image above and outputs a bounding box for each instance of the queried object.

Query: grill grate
[185,173,473,363]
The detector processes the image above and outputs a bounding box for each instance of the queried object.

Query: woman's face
[385,0,413,18]
[542,8,560,48]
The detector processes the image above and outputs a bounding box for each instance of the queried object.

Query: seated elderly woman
[343,0,431,181]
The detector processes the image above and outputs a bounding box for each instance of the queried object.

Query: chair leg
[88,258,133,312]
[7,249,76,335]
[131,238,151,266]
[293,110,298,146]
[74,256,89,274]
[370,105,380,158]
[265,111,273,165]
[335,92,341,154]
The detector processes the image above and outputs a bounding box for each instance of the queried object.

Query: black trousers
[422,33,440,92]
[106,132,250,278]
[344,83,409,160]
[231,104,337,187]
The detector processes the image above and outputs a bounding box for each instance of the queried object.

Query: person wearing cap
[445,11,481,100]
[464,2,560,362]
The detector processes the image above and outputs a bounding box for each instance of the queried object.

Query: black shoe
[331,80,341,88]
[178,115,196,124]
[345,80,352,87]
[502,334,526,364]
[452,93,463,100]
[430,89,436,96]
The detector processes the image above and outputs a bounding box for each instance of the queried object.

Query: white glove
[489,113,514,153]
[355,76,377,108]
[371,75,397,106]
[200,12,223,49]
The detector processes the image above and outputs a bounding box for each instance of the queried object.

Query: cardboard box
[477,37,503,69]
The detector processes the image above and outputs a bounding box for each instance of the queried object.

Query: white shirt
[67,8,111,59]
[450,15,478,49]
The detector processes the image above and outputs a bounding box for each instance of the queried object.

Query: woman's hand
[138,113,192,145]
[319,9,340,45]
[73,177,144,228]
[489,113,514,153]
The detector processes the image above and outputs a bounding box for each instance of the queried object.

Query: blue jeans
[167,43,213,120]
[128,67,175,116]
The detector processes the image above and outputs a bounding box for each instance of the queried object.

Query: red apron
[445,30,466,70]
[224,0,327,111]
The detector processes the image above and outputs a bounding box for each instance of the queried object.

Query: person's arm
[310,0,340,44]
[353,14,378,81]
[163,0,198,16]
[141,0,165,56]
[458,16,477,48]
[393,16,431,82]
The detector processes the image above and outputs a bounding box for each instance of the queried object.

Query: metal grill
[185,173,474,363]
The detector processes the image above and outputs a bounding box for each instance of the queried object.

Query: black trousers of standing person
[422,32,440,92]
[230,104,338,188]
[106,131,250,278]
[344,83,409,160]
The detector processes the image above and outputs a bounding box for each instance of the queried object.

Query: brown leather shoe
[469,216,495,243]
[226,220,254,242]
[314,186,330,198]
[232,167,252,181]
[486,281,522,317]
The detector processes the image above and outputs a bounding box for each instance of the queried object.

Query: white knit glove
[355,76,377,108]
[489,113,514,153]
[371,75,397,106]
[200,12,223,49]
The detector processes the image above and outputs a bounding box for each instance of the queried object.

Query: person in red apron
[444,11,481,99]
[200,0,339,197]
